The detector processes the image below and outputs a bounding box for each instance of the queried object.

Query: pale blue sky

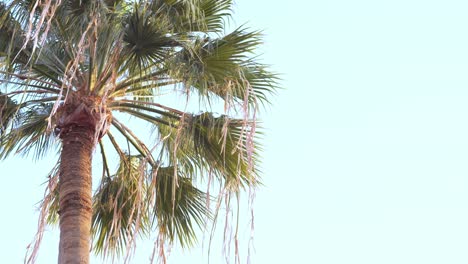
[2,0,468,263]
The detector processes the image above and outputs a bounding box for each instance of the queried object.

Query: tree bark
[58,125,94,264]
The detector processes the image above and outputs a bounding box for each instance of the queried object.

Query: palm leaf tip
[152,166,211,248]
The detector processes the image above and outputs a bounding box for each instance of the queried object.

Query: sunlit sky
[3,0,468,263]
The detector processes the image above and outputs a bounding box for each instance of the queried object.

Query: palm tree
[0,0,276,263]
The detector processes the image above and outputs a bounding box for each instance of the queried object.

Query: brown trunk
[58,125,94,264]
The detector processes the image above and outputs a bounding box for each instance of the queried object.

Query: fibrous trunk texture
[58,125,94,264]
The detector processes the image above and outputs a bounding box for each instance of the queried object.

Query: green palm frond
[169,27,277,107]
[0,3,31,70]
[158,112,260,189]
[92,155,150,256]
[238,62,279,106]
[64,0,97,18]
[148,0,232,33]
[199,0,232,32]
[122,4,179,73]
[151,165,210,248]
[28,41,71,85]
[0,102,57,160]
[147,0,201,33]
[0,3,20,52]
[0,92,18,134]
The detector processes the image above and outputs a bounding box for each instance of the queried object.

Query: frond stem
[109,102,180,120]
[114,99,185,115]
[106,131,126,159]
[99,140,111,179]
[115,108,175,128]
[111,118,156,166]
[114,69,168,92]
[0,71,62,90]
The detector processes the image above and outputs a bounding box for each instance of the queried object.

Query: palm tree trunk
[58,126,94,264]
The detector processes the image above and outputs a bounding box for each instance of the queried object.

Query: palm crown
[0,0,276,262]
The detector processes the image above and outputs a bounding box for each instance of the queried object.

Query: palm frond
[158,112,261,189]
[0,92,18,134]
[121,4,180,73]
[199,0,232,32]
[92,154,150,257]
[0,2,32,71]
[150,165,210,248]
[0,102,57,160]
[168,27,278,107]
[149,0,231,33]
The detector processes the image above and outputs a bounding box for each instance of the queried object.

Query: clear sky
[2,0,468,263]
